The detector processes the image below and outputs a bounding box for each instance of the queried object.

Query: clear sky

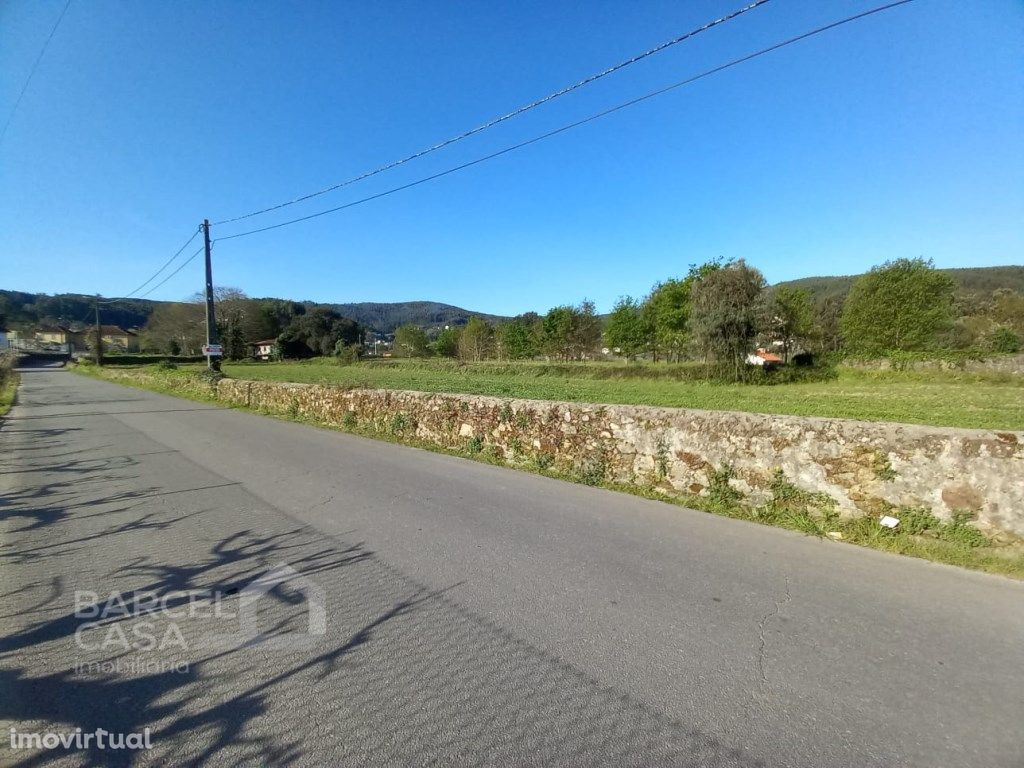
[1,0,1022,316]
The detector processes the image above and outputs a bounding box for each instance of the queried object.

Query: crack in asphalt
[755,575,792,695]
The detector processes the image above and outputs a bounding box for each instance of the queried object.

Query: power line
[101,227,202,303]
[216,0,915,243]
[211,0,773,226]
[0,0,73,148]
[135,245,206,299]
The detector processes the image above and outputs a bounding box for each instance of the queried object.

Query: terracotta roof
[755,349,784,363]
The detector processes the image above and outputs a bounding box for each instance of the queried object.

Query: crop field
[200,359,1024,431]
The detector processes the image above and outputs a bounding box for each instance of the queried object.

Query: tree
[841,258,955,356]
[814,296,844,355]
[690,259,766,379]
[277,308,360,358]
[542,301,601,361]
[393,324,430,357]
[433,327,461,358]
[761,286,814,363]
[603,296,651,360]
[495,316,540,360]
[141,302,205,355]
[644,279,690,362]
[458,317,493,361]
[642,260,721,362]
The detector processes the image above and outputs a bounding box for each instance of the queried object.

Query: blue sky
[1,0,1021,316]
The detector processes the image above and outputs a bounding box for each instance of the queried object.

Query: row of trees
[141,289,362,359]
[394,303,603,362]
[392,258,1023,376]
[139,259,1022,375]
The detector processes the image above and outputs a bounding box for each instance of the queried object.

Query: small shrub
[575,454,608,486]
[533,452,554,470]
[499,403,514,422]
[389,413,412,435]
[989,327,1021,354]
[893,506,941,536]
[936,511,988,548]
[155,360,178,371]
[342,410,357,429]
[708,465,743,508]
[466,436,483,454]
[654,438,669,479]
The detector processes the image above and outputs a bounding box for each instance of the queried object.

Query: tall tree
[603,296,651,361]
[642,260,721,362]
[277,308,360,358]
[542,301,600,361]
[690,259,766,379]
[393,324,430,357]
[433,326,461,358]
[761,286,814,362]
[495,316,540,360]
[458,317,493,361]
[141,302,205,355]
[841,258,955,355]
[814,296,845,355]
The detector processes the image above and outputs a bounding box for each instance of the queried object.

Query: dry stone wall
[212,378,1024,538]
[91,369,1024,537]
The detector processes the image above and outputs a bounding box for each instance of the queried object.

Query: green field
[206,359,1024,431]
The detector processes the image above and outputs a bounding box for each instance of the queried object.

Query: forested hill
[0,290,159,330]
[0,289,507,334]
[326,301,509,334]
[774,265,1024,302]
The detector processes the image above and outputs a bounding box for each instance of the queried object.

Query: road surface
[1,365,1021,767]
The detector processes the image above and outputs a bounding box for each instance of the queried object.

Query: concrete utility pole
[202,219,220,371]
[93,295,103,366]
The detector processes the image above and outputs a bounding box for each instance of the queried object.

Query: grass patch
[71,363,1024,579]
[0,373,18,417]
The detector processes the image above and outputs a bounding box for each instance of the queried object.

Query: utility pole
[93,295,103,366]
[202,219,220,371]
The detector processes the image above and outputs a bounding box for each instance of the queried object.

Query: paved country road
[0,366,1021,767]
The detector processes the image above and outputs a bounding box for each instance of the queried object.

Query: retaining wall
[92,369,1024,537]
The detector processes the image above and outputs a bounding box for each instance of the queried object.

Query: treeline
[392,258,1024,377]
[141,289,361,359]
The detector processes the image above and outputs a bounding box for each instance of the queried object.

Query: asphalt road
[1,365,1021,767]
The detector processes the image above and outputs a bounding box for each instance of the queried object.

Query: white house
[253,339,276,361]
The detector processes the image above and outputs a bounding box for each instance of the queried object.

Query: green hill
[774,266,1024,302]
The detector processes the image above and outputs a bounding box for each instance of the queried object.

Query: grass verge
[71,363,1024,580]
[0,372,18,417]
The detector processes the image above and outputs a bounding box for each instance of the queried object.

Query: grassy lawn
[203,359,1024,431]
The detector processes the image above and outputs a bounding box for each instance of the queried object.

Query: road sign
[202,344,223,356]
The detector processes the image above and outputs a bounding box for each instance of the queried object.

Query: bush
[989,327,1021,354]
[334,343,361,365]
